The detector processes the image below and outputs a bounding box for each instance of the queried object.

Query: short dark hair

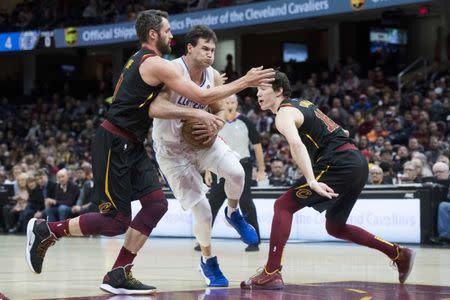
[135,9,169,43]
[272,71,291,98]
[185,25,218,50]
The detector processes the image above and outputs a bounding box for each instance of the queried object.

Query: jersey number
[112,73,124,103]
[314,109,339,133]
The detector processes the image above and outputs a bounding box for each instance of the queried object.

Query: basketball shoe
[198,256,229,287]
[392,246,415,283]
[224,207,258,245]
[26,218,57,274]
[240,266,284,290]
[100,264,156,295]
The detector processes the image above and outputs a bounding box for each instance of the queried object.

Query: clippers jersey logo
[176,96,206,109]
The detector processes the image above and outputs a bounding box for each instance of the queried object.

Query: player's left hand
[191,123,220,145]
[309,181,338,199]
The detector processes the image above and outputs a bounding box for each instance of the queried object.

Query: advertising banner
[54,0,430,48]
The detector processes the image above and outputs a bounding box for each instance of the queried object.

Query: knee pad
[223,164,245,200]
[79,211,131,237]
[130,189,168,236]
[191,199,212,247]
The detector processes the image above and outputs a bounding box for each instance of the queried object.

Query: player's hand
[309,181,338,199]
[204,170,213,187]
[244,66,275,87]
[256,170,267,182]
[194,110,224,132]
[218,73,228,85]
[191,123,219,142]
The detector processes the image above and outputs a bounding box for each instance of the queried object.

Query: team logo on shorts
[99,202,112,214]
[350,0,365,10]
[296,188,312,199]
[64,27,78,47]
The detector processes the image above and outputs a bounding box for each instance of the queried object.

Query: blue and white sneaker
[198,256,229,287]
[224,207,258,245]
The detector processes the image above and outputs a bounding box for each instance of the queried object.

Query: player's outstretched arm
[149,87,223,129]
[276,107,338,199]
[142,57,274,105]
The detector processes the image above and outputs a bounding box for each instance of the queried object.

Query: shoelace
[390,247,402,270]
[249,267,265,279]
[36,236,56,258]
[126,271,143,287]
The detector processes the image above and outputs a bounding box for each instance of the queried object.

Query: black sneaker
[26,218,57,274]
[245,244,260,252]
[100,264,156,295]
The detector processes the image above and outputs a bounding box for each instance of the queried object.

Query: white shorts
[154,138,241,210]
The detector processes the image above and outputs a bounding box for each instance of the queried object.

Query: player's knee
[224,164,245,186]
[152,198,168,221]
[325,219,344,237]
[131,199,168,236]
[113,212,131,234]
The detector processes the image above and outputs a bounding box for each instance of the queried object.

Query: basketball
[181,119,216,149]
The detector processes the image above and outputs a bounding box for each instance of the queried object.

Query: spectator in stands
[437,154,450,167]
[426,136,442,164]
[379,162,394,184]
[430,162,450,244]
[368,165,389,185]
[411,152,433,177]
[44,168,79,222]
[268,159,288,187]
[351,94,371,113]
[393,146,410,173]
[35,169,56,204]
[401,161,421,183]
[71,165,96,216]
[2,172,29,233]
[19,175,44,233]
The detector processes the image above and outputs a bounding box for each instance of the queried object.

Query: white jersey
[152,56,215,144]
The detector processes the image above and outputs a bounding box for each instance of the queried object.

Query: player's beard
[156,34,171,55]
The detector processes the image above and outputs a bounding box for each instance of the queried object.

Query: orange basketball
[181,119,216,149]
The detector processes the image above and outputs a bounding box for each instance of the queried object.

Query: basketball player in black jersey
[25,10,274,295]
[241,72,414,290]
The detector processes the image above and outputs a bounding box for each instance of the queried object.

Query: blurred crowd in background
[0,0,262,32]
[0,52,449,234]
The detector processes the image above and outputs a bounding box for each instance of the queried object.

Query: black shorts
[91,126,161,216]
[291,149,368,223]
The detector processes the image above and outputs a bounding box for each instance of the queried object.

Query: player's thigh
[100,134,136,214]
[157,153,206,210]
[130,146,161,199]
[199,139,242,179]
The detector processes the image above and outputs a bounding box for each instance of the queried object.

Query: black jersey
[106,47,164,141]
[278,98,351,162]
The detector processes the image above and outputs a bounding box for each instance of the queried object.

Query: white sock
[202,255,213,263]
[227,205,237,218]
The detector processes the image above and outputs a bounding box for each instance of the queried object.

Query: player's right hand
[309,181,339,199]
[244,66,275,87]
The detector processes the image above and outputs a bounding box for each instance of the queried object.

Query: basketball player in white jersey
[151,25,258,287]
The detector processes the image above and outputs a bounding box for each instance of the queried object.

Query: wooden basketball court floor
[1,235,449,300]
